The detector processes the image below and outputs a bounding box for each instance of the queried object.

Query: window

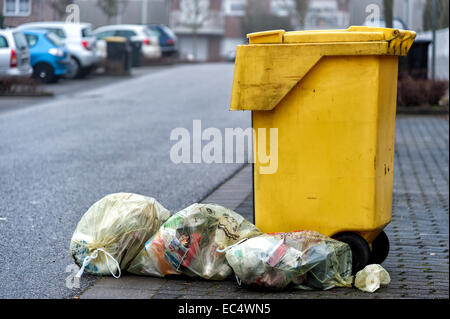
[271,0,295,17]
[13,31,28,49]
[115,30,137,39]
[37,27,66,39]
[161,26,176,39]
[3,0,32,17]
[48,28,66,39]
[46,32,64,47]
[146,27,161,38]
[224,0,246,16]
[25,34,38,48]
[95,30,115,40]
[81,28,92,38]
[0,36,8,48]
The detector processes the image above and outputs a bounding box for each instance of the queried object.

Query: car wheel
[66,57,82,79]
[33,63,56,83]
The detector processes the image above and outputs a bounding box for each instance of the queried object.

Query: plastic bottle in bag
[128,203,262,280]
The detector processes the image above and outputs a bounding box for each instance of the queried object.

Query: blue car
[147,24,178,57]
[21,29,70,83]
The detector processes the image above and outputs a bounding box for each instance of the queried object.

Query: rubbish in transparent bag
[354,264,390,293]
[225,231,354,290]
[128,203,262,280]
[70,193,170,277]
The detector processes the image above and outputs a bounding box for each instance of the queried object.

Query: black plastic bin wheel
[369,230,390,264]
[333,232,371,274]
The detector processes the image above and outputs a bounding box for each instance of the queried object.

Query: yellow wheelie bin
[229,26,416,273]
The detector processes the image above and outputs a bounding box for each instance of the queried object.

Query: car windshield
[46,31,64,47]
[82,27,92,37]
[147,26,161,37]
[145,28,159,38]
[24,34,38,48]
[40,27,66,39]
[13,31,28,50]
[161,26,176,39]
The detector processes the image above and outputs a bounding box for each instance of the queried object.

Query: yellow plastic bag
[70,193,170,277]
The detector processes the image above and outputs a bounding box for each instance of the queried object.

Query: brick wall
[224,16,243,38]
[1,0,59,28]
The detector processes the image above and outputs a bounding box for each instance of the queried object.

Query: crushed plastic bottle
[354,264,391,293]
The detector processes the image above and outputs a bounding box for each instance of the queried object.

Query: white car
[0,28,32,77]
[17,22,100,78]
[93,24,161,60]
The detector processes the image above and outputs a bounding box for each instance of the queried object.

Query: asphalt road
[0,63,251,298]
[0,66,172,114]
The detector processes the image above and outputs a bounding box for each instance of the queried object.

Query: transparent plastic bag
[70,193,170,277]
[225,231,353,290]
[354,264,390,292]
[128,203,262,280]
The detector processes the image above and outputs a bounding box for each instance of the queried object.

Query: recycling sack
[70,193,170,277]
[128,203,262,280]
[225,231,353,290]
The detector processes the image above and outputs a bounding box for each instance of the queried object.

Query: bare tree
[383,0,393,28]
[278,0,309,29]
[180,0,209,60]
[97,0,128,24]
[294,0,309,29]
[243,0,293,35]
[50,0,74,20]
[423,0,449,31]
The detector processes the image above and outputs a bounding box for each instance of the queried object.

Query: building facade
[1,0,60,27]
[73,0,171,29]
[7,0,431,63]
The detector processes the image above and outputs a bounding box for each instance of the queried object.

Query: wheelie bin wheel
[369,230,390,264]
[333,232,371,274]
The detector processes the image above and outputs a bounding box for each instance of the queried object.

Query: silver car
[17,22,100,79]
[0,28,32,77]
[93,24,161,60]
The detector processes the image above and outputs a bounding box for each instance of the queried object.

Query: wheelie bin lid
[247,26,415,48]
[104,36,128,43]
[230,26,416,111]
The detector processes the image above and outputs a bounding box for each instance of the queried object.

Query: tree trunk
[384,0,393,28]
[192,28,198,61]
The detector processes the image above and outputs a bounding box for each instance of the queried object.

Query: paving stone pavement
[80,115,449,299]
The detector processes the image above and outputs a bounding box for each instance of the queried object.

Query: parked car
[17,22,100,79]
[93,24,161,60]
[0,28,32,77]
[147,24,178,57]
[22,29,70,83]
